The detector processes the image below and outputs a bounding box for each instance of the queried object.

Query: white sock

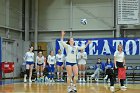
[24,74,27,79]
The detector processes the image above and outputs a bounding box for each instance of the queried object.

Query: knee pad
[41,72,43,76]
[37,72,39,75]
[57,72,60,75]
[26,69,29,77]
[26,65,29,69]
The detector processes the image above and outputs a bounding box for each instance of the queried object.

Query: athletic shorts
[26,61,34,65]
[66,62,77,66]
[56,62,63,66]
[116,61,124,68]
[48,64,55,72]
[78,62,86,65]
[37,63,44,66]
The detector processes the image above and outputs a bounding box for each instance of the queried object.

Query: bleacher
[86,55,140,82]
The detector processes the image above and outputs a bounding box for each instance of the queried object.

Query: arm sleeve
[33,53,34,61]
[60,39,68,48]
[77,52,80,60]
[35,56,38,67]
[83,52,87,59]
[54,56,56,64]
[95,64,97,70]
[47,55,50,64]
[56,54,58,61]
[114,51,117,57]
[123,52,125,58]
[42,56,45,67]
[63,54,65,62]
[23,53,27,61]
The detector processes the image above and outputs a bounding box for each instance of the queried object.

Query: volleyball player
[23,46,34,83]
[77,49,87,83]
[60,31,91,92]
[47,50,56,83]
[36,51,45,82]
[56,49,65,81]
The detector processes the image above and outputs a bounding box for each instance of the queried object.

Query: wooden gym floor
[0,80,140,93]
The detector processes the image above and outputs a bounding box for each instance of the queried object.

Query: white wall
[0,0,22,39]
[0,0,22,29]
[38,0,114,31]
[9,0,22,29]
[72,0,114,30]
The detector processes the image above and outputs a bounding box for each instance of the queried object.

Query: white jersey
[36,56,45,64]
[77,51,87,64]
[56,54,65,62]
[24,52,34,62]
[61,40,86,63]
[47,55,56,64]
[114,50,125,62]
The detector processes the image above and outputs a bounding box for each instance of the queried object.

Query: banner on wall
[56,38,140,55]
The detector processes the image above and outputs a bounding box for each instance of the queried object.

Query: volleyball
[80,19,87,25]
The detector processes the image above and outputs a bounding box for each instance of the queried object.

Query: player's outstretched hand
[61,30,65,36]
[88,40,92,44]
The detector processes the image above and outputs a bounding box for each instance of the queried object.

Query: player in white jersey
[23,46,34,83]
[60,31,91,92]
[36,51,45,82]
[77,49,87,83]
[47,50,56,82]
[56,49,65,81]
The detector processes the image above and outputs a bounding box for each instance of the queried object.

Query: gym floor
[0,79,140,93]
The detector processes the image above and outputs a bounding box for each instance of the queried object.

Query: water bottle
[87,76,89,83]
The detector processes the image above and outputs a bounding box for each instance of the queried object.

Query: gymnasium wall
[0,0,22,29]
[1,39,27,78]
[31,0,140,40]
[0,0,22,40]
[38,0,114,31]
[0,0,6,26]
[9,0,22,29]
[0,0,26,78]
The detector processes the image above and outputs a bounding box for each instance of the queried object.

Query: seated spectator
[104,58,114,80]
[91,58,105,81]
